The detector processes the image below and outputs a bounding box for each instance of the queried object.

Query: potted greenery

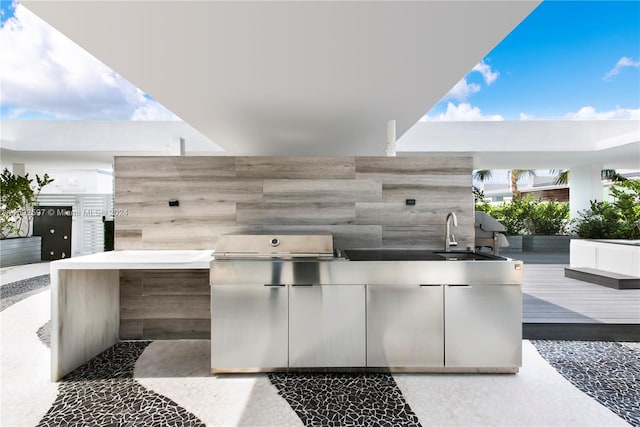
[0,168,54,267]
[476,195,571,252]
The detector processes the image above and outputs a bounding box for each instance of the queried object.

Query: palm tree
[508,169,536,199]
[550,169,626,185]
[550,169,569,185]
[472,169,493,203]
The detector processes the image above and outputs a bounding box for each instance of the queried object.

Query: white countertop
[50,250,214,270]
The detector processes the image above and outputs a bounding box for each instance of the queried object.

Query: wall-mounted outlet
[168,199,180,207]
[405,199,416,206]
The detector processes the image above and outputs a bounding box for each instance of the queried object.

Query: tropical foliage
[476,195,570,236]
[573,179,640,239]
[0,168,54,239]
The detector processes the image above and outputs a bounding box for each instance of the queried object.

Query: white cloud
[519,112,535,121]
[603,56,640,80]
[422,102,504,122]
[0,4,179,120]
[472,60,499,85]
[443,60,499,102]
[563,106,640,120]
[445,78,481,101]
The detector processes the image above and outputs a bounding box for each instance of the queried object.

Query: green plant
[476,195,570,236]
[526,199,570,235]
[0,168,54,239]
[574,179,640,239]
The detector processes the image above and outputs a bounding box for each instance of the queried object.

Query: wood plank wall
[114,156,473,250]
[114,156,473,339]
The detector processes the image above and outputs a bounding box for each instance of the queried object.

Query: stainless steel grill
[213,233,334,259]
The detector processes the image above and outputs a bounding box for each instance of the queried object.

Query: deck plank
[522,264,640,324]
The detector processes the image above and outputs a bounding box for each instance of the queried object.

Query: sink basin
[343,249,502,262]
[344,249,445,261]
[433,251,498,261]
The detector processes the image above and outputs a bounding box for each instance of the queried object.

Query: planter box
[505,235,523,252]
[523,235,573,252]
[0,236,42,267]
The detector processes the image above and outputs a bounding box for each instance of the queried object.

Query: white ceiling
[398,120,640,169]
[20,0,540,156]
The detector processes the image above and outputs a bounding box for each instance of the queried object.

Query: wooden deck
[523,264,640,324]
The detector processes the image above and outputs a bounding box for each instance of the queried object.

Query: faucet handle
[450,234,458,246]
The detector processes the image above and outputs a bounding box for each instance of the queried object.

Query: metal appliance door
[211,284,288,369]
[289,284,366,367]
[367,284,444,367]
[445,284,522,368]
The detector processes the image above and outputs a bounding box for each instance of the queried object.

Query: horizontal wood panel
[143,270,210,296]
[114,229,142,250]
[120,319,143,339]
[382,225,474,249]
[143,319,210,339]
[263,179,381,202]
[121,295,210,319]
[382,183,471,202]
[140,225,262,249]
[120,202,237,225]
[356,202,473,226]
[114,178,142,203]
[236,157,356,179]
[115,156,236,179]
[237,202,355,225]
[142,179,263,203]
[120,270,143,296]
[355,157,472,174]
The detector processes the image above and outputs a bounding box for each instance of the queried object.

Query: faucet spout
[445,212,458,252]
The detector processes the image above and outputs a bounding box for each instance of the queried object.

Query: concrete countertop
[50,250,214,270]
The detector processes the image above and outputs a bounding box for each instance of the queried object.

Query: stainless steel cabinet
[444,284,522,368]
[289,284,366,367]
[211,284,288,370]
[367,285,444,367]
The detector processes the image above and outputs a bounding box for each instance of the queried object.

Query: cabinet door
[289,284,366,367]
[367,285,444,367]
[211,284,288,369]
[445,284,521,368]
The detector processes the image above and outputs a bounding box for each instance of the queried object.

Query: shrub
[0,168,54,239]
[476,195,570,236]
[573,180,640,239]
[526,199,570,235]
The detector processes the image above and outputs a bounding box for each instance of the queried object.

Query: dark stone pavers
[533,340,640,427]
[36,320,51,348]
[37,341,204,427]
[269,372,421,427]
[0,274,49,311]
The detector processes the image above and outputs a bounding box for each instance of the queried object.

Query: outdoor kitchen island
[49,250,212,381]
[210,234,524,374]
[49,239,522,381]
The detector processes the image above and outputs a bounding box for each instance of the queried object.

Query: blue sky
[424,0,640,121]
[1,1,639,122]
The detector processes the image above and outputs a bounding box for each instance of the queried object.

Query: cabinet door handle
[447,284,471,287]
[291,284,314,287]
[264,284,285,287]
[419,284,440,287]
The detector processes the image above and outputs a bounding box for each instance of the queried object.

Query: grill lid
[214,234,334,259]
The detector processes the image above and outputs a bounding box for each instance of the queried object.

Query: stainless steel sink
[343,249,445,261]
[343,249,502,262]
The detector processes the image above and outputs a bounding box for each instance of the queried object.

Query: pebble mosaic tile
[269,372,421,427]
[0,274,49,311]
[533,340,640,427]
[36,320,51,348]
[37,341,205,427]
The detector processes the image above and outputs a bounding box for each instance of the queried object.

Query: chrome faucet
[445,212,458,252]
